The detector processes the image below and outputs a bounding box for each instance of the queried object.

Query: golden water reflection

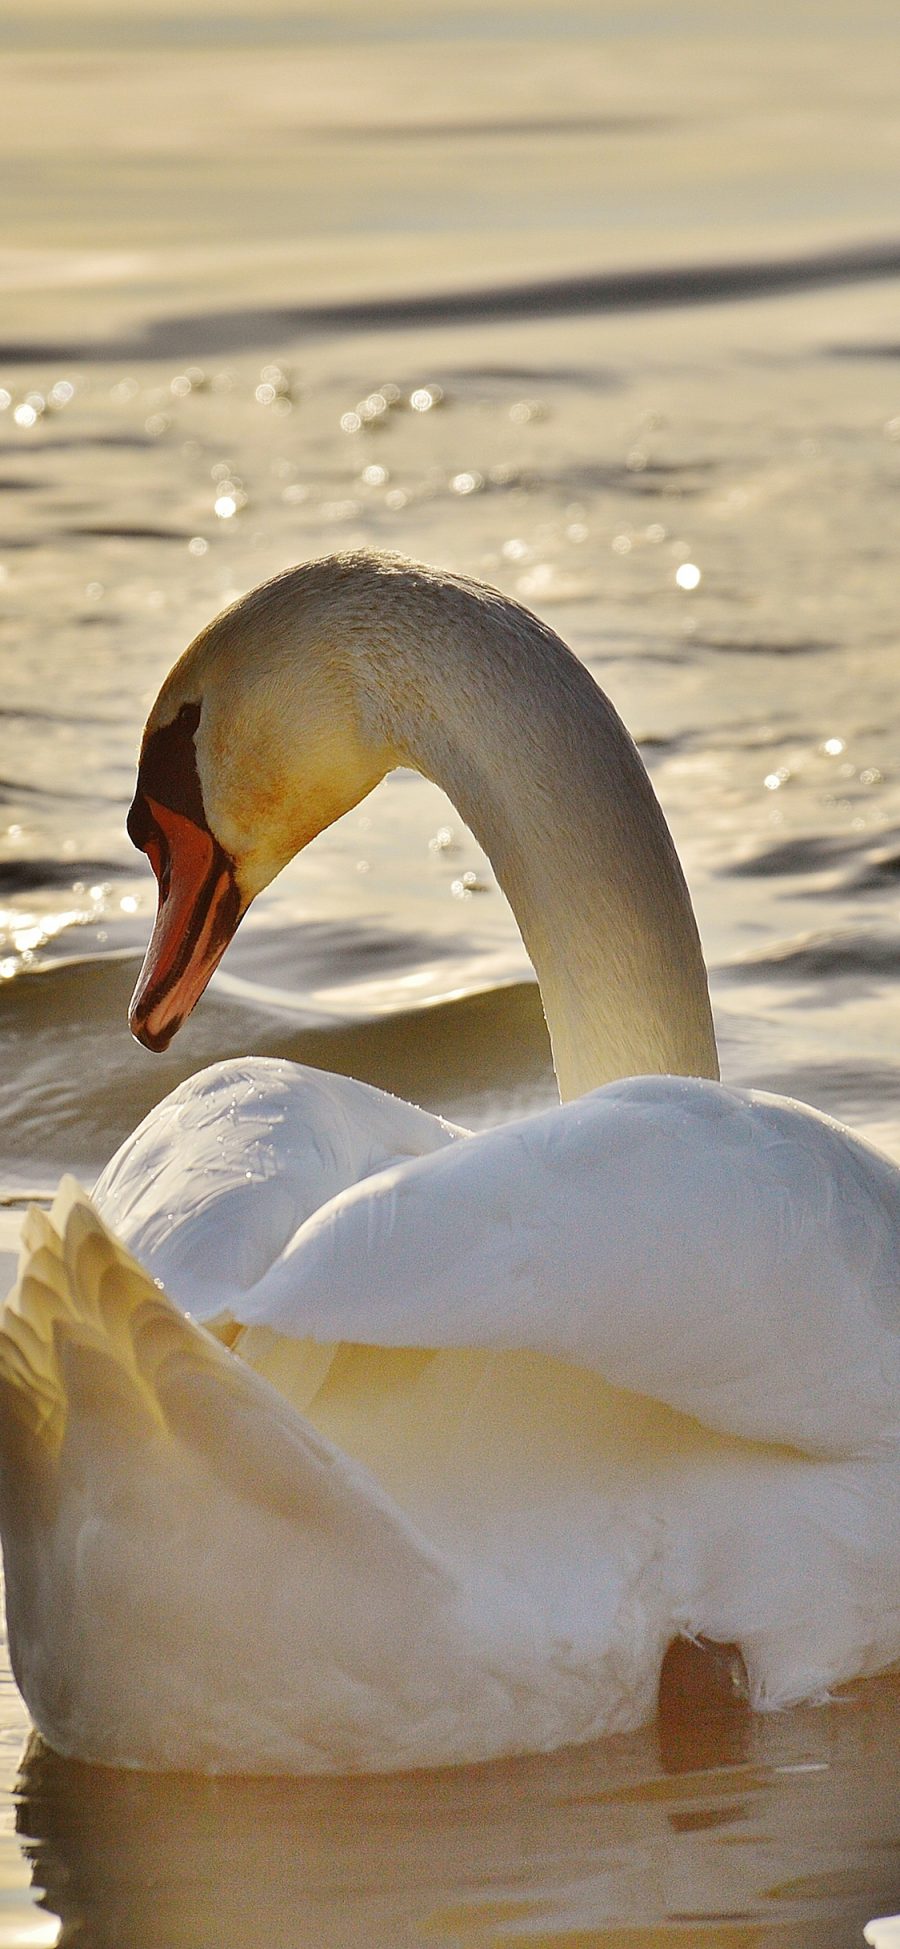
[15,1675,900,1948]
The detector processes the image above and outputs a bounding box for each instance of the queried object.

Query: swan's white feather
[0,1182,531,1773]
[93,1058,464,1320]
[114,1066,899,1456]
[75,1056,900,1773]
[3,1149,898,1773]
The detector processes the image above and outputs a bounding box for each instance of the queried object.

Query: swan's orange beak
[128,796,242,1052]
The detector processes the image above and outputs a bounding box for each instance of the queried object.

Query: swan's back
[236,1076,900,1456]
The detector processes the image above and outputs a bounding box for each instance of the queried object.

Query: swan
[0,549,898,1776]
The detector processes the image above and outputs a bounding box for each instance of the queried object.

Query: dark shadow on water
[0,857,124,895]
[65,522,191,542]
[726,834,866,880]
[5,238,900,363]
[829,342,900,360]
[693,635,835,657]
[330,113,674,141]
[717,929,900,982]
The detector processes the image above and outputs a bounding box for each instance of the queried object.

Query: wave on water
[727,831,900,882]
[0,940,554,1189]
[720,928,900,983]
[753,1058,900,1119]
[4,236,900,363]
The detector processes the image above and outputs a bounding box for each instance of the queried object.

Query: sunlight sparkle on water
[451,871,481,898]
[359,393,388,422]
[255,378,290,407]
[212,472,247,516]
[675,561,702,589]
[1,895,108,970]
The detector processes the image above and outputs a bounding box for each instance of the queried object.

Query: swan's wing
[93,1057,465,1321]
[0,1178,453,1577]
[240,1077,900,1457]
[0,1181,472,1771]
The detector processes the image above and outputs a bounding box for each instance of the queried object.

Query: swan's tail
[0,1181,467,1774]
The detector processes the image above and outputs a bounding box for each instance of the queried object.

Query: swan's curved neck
[349,565,718,1101]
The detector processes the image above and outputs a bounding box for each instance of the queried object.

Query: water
[8,1682,900,1947]
[1,0,899,1939]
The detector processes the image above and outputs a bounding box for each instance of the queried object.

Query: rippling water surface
[1,0,899,1941]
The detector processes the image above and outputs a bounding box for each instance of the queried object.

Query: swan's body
[1,550,898,1774]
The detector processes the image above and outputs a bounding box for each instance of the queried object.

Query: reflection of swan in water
[15,1677,900,1948]
[1,551,900,1776]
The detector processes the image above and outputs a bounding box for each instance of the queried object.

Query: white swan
[0,550,898,1776]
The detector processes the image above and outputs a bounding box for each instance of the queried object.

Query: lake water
[0,0,899,1941]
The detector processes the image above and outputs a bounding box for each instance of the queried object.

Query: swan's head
[127,564,391,1051]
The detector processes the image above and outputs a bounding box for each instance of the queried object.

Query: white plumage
[1,551,898,1773]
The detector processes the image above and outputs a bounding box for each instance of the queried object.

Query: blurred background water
[0,0,899,1941]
